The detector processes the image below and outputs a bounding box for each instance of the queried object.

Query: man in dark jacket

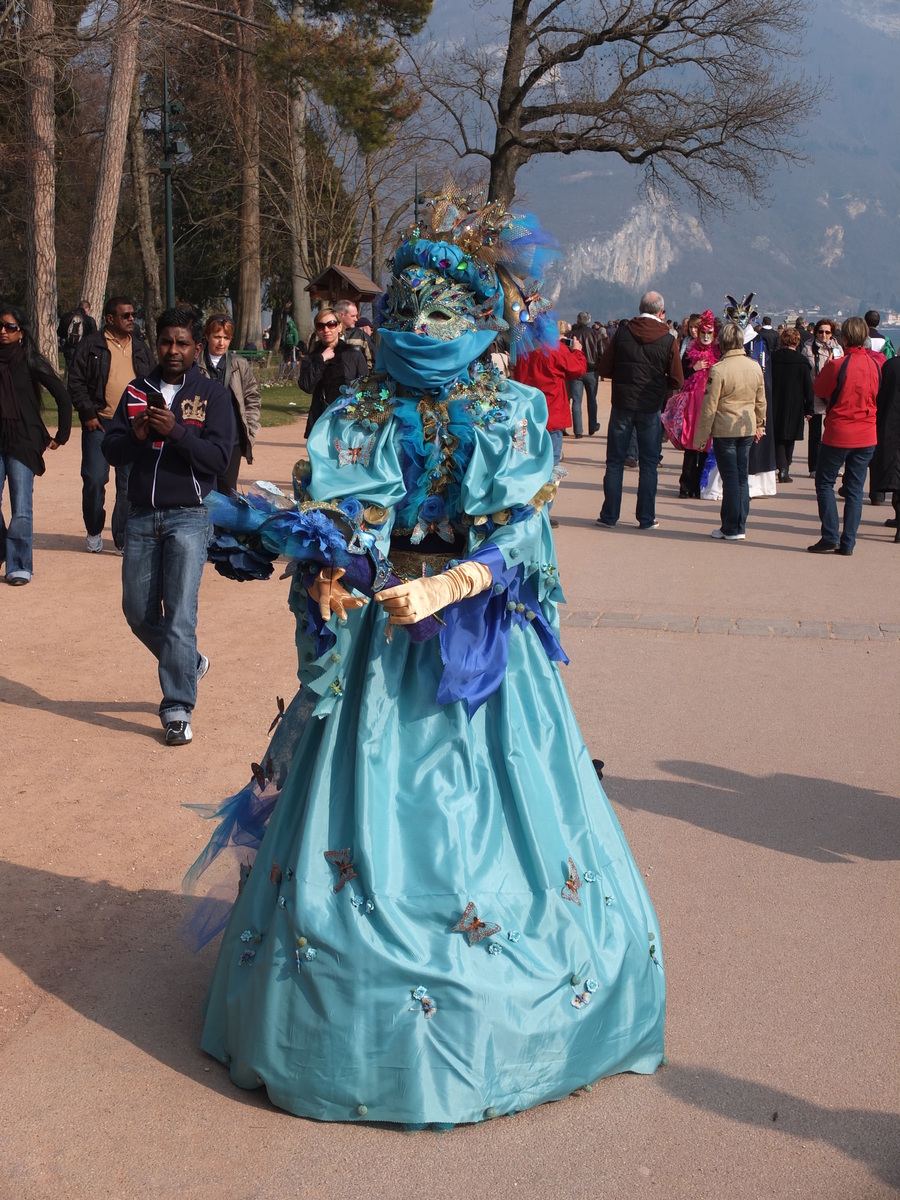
[596,290,683,530]
[68,296,156,553]
[102,308,234,746]
[569,311,602,437]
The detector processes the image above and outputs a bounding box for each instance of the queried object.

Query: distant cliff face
[565,195,712,294]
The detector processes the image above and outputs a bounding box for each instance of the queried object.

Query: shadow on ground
[655,1062,900,1189]
[0,861,270,1111]
[611,761,900,862]
[0,675,159,736]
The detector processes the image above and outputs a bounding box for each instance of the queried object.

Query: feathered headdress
[383,180,562,361]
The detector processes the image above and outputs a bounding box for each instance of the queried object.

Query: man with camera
[102,308,234,746]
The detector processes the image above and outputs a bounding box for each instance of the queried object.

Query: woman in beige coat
[694,322,767,540]
[198,314,262,493]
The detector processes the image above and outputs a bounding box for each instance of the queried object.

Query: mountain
[424,0,900,326]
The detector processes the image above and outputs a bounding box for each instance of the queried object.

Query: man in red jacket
[808,316,880,556]
[513,334,586,527]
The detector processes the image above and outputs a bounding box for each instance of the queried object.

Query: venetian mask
[698,327,715,345]
[380,266,478,341]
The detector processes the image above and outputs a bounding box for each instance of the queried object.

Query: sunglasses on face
[0,322,21,333]
[315,320,339,330]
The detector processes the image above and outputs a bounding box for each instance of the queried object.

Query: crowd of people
[551,300,899,552]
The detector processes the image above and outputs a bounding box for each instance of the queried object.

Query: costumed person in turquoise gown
[184,185,665,1127]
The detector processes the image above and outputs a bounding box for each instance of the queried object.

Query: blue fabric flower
[339,497,364,521]
[412,985,427,1001]
[420,494,446,521]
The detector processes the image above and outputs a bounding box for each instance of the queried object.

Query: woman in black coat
[872,356,900,542]
[300,308,369,437]
[0,302,71,584]
[771,327,814,483]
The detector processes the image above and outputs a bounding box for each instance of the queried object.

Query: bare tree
[21,0,59,365]
[410,0,821,208]
[233,0,263,348]
[80,0,144,314]
[127,69,163,332]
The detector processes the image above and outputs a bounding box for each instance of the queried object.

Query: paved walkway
[0,386,897,1200]
[561,610,900,638]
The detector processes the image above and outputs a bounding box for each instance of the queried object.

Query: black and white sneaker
[165,721,193,746]
[197,654,210,682]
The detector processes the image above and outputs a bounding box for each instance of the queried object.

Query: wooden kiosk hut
[306,265,382,311]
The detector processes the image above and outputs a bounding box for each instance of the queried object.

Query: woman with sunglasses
[197,314,262,494]
[299,307,368,438]
[0,303,72,585]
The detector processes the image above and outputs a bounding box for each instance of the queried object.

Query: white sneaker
[711,528,746,541]
[197,654,210,682]
[86,534,103,553]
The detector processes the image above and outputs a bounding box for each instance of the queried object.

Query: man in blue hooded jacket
[102,308,234,746]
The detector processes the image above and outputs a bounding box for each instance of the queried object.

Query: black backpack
[66,311,84,348]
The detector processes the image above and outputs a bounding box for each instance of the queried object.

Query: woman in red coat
[513,336,586,526]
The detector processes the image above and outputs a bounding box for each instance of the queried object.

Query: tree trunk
[288,87,312,344]
[81,0,143,315]
[287,0,312,344]
[23,0,59,367]
[128,71,162,335]
[488,0,528,205]
[233,0,263,350]
[365,154,382,291]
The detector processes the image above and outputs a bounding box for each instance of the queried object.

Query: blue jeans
[815,443,875,551]
[570,372,599,436]
[713,436,753,536]
[600,408,662,527]
[122,505,210,726]
[82,419,131,546]
[0,452,35,581]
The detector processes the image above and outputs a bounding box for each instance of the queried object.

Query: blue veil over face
[375,327,499,392]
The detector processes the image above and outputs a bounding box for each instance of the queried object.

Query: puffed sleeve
[461,378,554,516]
[437,379,568,716]
[306,401,405,517]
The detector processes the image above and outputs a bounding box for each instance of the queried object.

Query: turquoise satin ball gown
[188,358,665,1126]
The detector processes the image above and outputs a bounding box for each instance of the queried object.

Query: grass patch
[44,356,310,430]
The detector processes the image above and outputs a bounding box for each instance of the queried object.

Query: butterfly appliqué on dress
[251,756,274,788]
[324,847,357,893]
[452,901,501,946]
[334,436,375,468]
[562,857,582,906]
[410,515,455,544]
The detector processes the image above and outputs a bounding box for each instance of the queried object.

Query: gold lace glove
[308,567,369,622]
[374,561,493,626]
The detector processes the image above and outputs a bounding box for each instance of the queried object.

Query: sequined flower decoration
[585,979,599,994]
[412,985,428,1001]
[240,930,253,943]
[487,943,503,956]
[507,930,521,943]
[583,870,597,883]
